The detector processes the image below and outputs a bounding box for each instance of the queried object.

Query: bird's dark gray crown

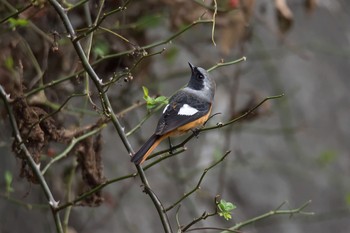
[186,63,215,102]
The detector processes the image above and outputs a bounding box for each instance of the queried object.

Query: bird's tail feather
[131,134,164,165]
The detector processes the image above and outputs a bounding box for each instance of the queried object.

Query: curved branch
[166,151,231,212]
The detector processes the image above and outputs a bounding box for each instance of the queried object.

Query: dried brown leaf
[76,134,106,206]
[12,95,61,183]
[218,0,255,55]
[304,0,317,13]
[275,0,294,34]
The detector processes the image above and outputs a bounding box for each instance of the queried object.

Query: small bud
[216,122,224,127]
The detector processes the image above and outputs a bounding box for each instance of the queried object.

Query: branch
[223,200,314,232]
[73,0,131,41]
[0,85,63,233]
[56,172,136,212]
[145,94,283,163]
[166,151,231,212]
[0,2,32,24]
[207,57,247,72]
[182,211,217,232]
[41,125,105,175]
[202,94,285,133]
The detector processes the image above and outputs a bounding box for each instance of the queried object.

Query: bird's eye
[197,74,204,79]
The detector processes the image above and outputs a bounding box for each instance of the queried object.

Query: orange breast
[175,106,212,133]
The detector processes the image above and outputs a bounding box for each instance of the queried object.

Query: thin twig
[223,200,314,232]
[207,57,247,72]
[145,94,283,163]
[186,227,238,232]
[56,173,136,212]
[166,151,231,212]
[0,2,32,24]
[202,94,285,132]
[0,192,48,210]
[182,211,217,232]
[73,0,131,42]
[99,26,133,45]
[41,125,105,175]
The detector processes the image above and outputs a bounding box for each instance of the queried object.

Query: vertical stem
[0,86,63,233]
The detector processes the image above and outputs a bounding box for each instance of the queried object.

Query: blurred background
[0,0,349,232]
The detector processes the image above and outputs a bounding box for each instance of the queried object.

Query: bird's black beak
[188,62,195,74]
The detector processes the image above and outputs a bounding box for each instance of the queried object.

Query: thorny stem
[0,85,63,233]
[46,1,173,232]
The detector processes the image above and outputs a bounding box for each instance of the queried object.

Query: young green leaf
[142,86,150,100]
[8,18,29,30]
[142,86,168,111]
[217,199,236,220]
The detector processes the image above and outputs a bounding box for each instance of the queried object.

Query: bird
[131,62,216,165]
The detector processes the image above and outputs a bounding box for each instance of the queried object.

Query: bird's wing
[155,91,211,135]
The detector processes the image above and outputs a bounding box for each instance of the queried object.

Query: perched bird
[131,63,216,165]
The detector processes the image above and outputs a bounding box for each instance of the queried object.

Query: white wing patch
[178,104,199,116]
[162,104,169,113]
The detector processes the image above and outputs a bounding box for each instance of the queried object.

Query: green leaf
[217,199,236,221]
[142,86,149,99]
[142,86,168,111]
[8,18,28,30]
[154,96,167,103]
[4,170,14,193]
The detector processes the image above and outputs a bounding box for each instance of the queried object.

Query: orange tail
[131,134,167,165]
